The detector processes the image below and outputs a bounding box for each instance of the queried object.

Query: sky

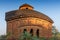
[0,0,60,35]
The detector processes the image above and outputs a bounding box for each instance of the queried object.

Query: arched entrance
[23,29,27,33]
[36,29,39,37]
[30,29,33,36]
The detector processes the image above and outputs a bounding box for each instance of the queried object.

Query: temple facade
[5,4,54,40]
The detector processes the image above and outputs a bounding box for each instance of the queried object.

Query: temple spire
[19,4,34,10]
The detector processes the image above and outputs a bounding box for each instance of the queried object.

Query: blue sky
[0,0,60,35]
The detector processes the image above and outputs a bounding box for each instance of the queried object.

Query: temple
[5,4,54,40]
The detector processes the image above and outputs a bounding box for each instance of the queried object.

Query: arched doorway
[23,29,27,33]
[36,29,39,37]
[23,29,27,40]
[30,29,33,36]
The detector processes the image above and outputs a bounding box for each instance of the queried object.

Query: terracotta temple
[5,4,54,40]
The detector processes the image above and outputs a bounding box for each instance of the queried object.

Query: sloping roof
[5,9,54,23]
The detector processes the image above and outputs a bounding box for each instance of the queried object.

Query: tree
[52,26,58,40]
[18,32,32,40]
[0,32,11,40]
[18,32,40,40]
[0,35,6,40]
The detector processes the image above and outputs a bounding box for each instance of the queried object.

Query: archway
[30,29,33,36]
[36,29,39,37]
[23,29,27,33]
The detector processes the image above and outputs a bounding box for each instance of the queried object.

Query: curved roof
[5,9,53,23]
[5,4,54,23]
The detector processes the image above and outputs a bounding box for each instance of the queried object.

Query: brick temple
[5,4,54,40]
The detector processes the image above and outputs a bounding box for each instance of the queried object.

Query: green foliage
[18,32,32,40]
[0,35,6,40]
[0,32,11,40]
[18,32,52,40]
[18,32,40,40]
[31,36,39,40]
[18,31,60,40]
[52,26,59,40]
[56,32,60,40]
[39,37,46,40]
